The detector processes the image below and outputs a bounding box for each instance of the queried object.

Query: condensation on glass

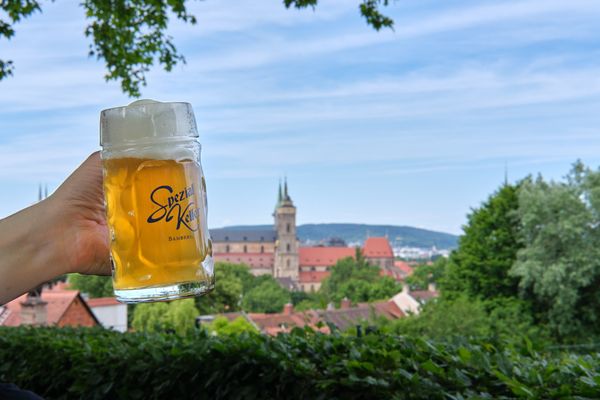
[100,100,214,303]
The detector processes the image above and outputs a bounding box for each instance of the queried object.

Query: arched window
[286,243,291,252]
[260,245,264,253]
[243,245,247,253]
[286,223,290,233]
[225,245,230,252]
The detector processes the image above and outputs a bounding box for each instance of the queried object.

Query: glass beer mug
[100,100,214,303]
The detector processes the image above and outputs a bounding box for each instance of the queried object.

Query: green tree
[511,163,600,339]
[320,253,401,304]
[132,299,198,335]
[205,316,258,336]
[406,257,447,290]
[131,302,169,333]
[385,296,543,343]
[242,278,290,313]
[1,1,394,96]
[195,262,251,315]
[68,274,113,298]
[442,183,523,301]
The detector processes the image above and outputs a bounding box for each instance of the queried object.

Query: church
[211,180,399,292]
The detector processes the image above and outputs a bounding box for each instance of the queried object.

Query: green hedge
[1,327,599,399]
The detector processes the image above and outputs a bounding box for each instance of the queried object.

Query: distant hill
[217,223,459,249]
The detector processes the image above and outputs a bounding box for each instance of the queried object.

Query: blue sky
[1,0,600,235]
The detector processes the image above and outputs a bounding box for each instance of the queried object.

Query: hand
[46,152,111,276]
[0,152,111,304]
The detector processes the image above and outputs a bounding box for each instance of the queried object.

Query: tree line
[391,161,600,344]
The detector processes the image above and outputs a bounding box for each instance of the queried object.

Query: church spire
[38,184,42,202]
[278,180,283,202]
[284,177,291,201]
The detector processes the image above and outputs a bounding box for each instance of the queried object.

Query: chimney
[428,282,437,292]
[402,283,410,294]
[340,297,351,309]
[20,295,48,326]
[283,303,293,315]
[326,302,335,311]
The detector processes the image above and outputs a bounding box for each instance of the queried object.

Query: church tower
[273,178,299,280]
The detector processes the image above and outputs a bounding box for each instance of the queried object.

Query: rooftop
[210,229,277,243]
[86,297,123,308]
[1,285,99,327]
[299,247,355,266]
[320,301,404,331]
[363,237,394,258]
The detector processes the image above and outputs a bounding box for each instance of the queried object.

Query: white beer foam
[100,99,199,159]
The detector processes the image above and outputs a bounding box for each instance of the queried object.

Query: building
[87,297,128,332]
[298,247,356,292]
[0,284,99,328]
[212,180,398,291]
[391,284,439,315]
[363,237,394,268]
[208,296,405,336]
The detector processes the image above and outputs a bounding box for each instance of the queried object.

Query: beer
[100,100,214,303]
[104,157,211,289]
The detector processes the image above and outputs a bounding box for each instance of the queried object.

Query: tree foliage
[442,183,523,301]
[132,298,198,335]
[68,274,113,298]
[511,163,600,339]
[3,326,600,399]
[320,251,401,304]
[1,1,395,96]
[195,262,255,315]
[242,277,291,313]
[285,0,394,31]
[406,257,447,291]
[386,296,545,344]
[205,316,258,336]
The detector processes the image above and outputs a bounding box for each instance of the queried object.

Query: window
[310,267,316,271]
[243,245,247,253]
[286,223,291,233]
[225,245,230,252]
[260,245,264,253]
[224,236,229,241]
[286,243,291,252]
[260,236,264,242]
[243,236,247,241]
[287,259,290,267]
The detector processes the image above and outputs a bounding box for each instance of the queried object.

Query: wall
[90,304,128,332]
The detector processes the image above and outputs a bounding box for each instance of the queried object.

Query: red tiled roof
[1,287,99,327]
[378,263,413,282]
[299,247,355,267]
[371,301,404,319]
[87,297,122,307]
[214,252,274,269]
[394,261,414,276]
[216,301,405,336]
[363,237,394,258]
[299,271,331,283]
[248,310,329,336]
[320,301,405,331]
